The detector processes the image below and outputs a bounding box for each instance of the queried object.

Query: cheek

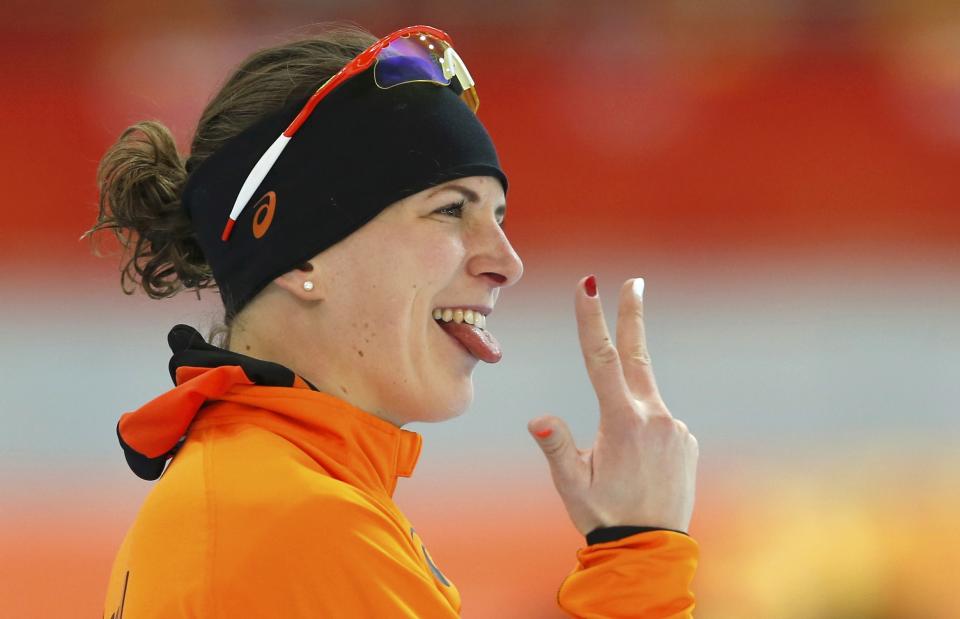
[414,234,464,282]
[360,230,456,285]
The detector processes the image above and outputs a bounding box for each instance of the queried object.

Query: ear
[272,261,322,303]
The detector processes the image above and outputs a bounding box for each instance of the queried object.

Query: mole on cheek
[357,349,364,357]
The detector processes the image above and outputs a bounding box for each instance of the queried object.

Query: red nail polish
[584,275,597,298]
[535,428,553,439]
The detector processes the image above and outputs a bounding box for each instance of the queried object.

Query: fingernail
[633,277,645,300]
[584,275,597,298]
[534,428,553,439]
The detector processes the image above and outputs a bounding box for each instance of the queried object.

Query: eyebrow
[429,183,507,220]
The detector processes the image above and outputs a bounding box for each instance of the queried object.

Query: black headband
[182,67,507,319]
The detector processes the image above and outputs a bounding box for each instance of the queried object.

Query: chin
[411,380,474,423]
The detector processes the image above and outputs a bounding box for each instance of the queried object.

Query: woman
[89,24,699,618]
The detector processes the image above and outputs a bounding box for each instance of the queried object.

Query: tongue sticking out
[438,320,502,363]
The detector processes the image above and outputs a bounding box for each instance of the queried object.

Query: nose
[467,219,524,288]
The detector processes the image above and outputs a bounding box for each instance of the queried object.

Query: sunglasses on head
[221,25,478,242]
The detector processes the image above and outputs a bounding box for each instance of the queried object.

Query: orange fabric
[558,530,698,618]
[104,365,698,617]
[116,365,254,458]
[104,373,457,618]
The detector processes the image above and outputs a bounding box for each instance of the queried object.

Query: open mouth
[432,307,486,329]
[432,306,501,363]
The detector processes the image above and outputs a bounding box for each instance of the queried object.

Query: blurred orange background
[2,2,958,617]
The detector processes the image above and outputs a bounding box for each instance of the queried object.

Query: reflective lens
[373,33,477,112]
[375,36,449,87]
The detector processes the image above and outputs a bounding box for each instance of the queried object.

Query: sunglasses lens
[375,35,450,88]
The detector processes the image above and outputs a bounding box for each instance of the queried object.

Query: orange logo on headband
[251,191,277,239]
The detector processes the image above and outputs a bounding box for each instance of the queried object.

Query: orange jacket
[104,325,697,618]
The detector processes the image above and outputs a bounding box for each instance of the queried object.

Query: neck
[227,317,404,428]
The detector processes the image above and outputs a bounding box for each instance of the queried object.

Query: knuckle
[639,413,691,443]
[643,400,673,419]
[617,408,647,432]
[644,413,676,432]
[542,437,567,458]
[581,304,606,324]
[589,340,621,366]
[622,303,644,321]
[641,399,671,418]
[625,346,652,365]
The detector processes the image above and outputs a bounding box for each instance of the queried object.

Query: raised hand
[528,276,698,535]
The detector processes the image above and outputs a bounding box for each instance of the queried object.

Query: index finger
[615,277,662,404]
[575,275,634,418]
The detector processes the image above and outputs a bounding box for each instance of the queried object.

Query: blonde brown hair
[84,25,378,347]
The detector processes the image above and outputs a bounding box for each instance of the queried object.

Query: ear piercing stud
[303,281,315,291]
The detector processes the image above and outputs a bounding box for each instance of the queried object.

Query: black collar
[167,324,318,390]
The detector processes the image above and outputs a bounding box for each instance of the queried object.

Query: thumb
[528,415,581,488]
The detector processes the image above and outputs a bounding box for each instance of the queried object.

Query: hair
[83,25,378,348]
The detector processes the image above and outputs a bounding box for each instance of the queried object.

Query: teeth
[433,307,488,330]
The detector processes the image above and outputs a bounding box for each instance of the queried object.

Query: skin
[528,278,699,534]
[229,175,522,426]
[231,176,698,534]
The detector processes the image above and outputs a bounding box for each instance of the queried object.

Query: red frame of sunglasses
[221,25,468,242]
[284,25,457,138]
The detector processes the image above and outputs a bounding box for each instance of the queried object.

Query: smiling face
[264,175,523,426]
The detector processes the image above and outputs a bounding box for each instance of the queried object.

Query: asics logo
[252,191,277,239]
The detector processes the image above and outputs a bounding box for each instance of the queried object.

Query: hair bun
[84,120,214,299]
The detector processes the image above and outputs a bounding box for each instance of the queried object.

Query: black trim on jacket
[586,525,689,546]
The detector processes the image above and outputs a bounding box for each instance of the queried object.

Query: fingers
[527,415,584,490]
[615,277,662,404]
[575,275,633,415]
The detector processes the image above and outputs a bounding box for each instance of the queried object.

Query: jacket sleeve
[557,530,698,618]
[213,489,461,619]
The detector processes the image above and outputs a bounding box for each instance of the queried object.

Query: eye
[434,200,465,218]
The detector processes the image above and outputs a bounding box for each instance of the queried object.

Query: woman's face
[298,175,523,425]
